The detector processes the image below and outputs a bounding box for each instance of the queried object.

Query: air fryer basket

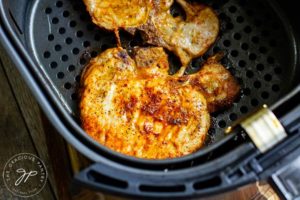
[0,0,300,198]
[27,0,297,144]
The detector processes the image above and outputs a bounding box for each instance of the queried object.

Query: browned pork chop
[83,0,152,30]
[80,47,239,159]
[137,0,219,69]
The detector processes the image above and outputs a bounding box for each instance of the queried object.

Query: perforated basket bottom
[26,0,295,146]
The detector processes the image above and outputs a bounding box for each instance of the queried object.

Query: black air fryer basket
[1,0,300,199]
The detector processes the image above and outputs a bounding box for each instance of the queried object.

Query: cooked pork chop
[137,0,219,68]
[133,47,170,78]
[83,0,219,70]
[188,54,241,113]
[80,47,240,159]
[83,0,152,30]
[80,48,210,159]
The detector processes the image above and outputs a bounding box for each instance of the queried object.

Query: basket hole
[76,31,84,38]
[254,81,261,89]
[240,106,248,114]
[56,1,63,8]
[261,91,269,99]
[256,64,264,71]
[48,34,54,41]
[249,53,257,60]
[218,120,226,128]
[57,72,64,79]
[228,6,237,13]
[68,65,75,72]
[244,26,252,33]
[66,37,73,44]
[45,7,52,14]
[64,82,72,90]
[233,33,241,40]
[63,10,70,18]
[229,113,238,121]
[55,44,62,51]
[246,70,254,78]
[43,51,51,59]
[170,1,186,20]
[264,74,272,81]
[69,20,77,27]
[52,17,59,24]
[72,48,80,55]
[236,16,244,23]
[75,75,81,83]
[272,84,280,92]
[251,99,259,106]
[61,55,68,62]
[238,60,246,68]
[83,41,91,47]
[59,27,66,34]
[223,40,231,47]
[50,62,57,69]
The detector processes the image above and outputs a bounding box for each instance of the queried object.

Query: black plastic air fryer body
[0,0,300,199]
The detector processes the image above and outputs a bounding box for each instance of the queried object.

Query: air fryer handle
[73,162,139,196]
[270,85,300,133]
[270,156,300,200]
[231,85,300,154]
[260,86,300,200]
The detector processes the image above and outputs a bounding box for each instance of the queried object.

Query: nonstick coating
[26,0,296,158]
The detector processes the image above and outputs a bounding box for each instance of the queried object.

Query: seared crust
[138,0,219,66]
[133,47,169,78]
[80,48,210,159]
[83,0,152,30]
[80,47,240,159]
[83,0,219,67]
[188,55,241,113]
